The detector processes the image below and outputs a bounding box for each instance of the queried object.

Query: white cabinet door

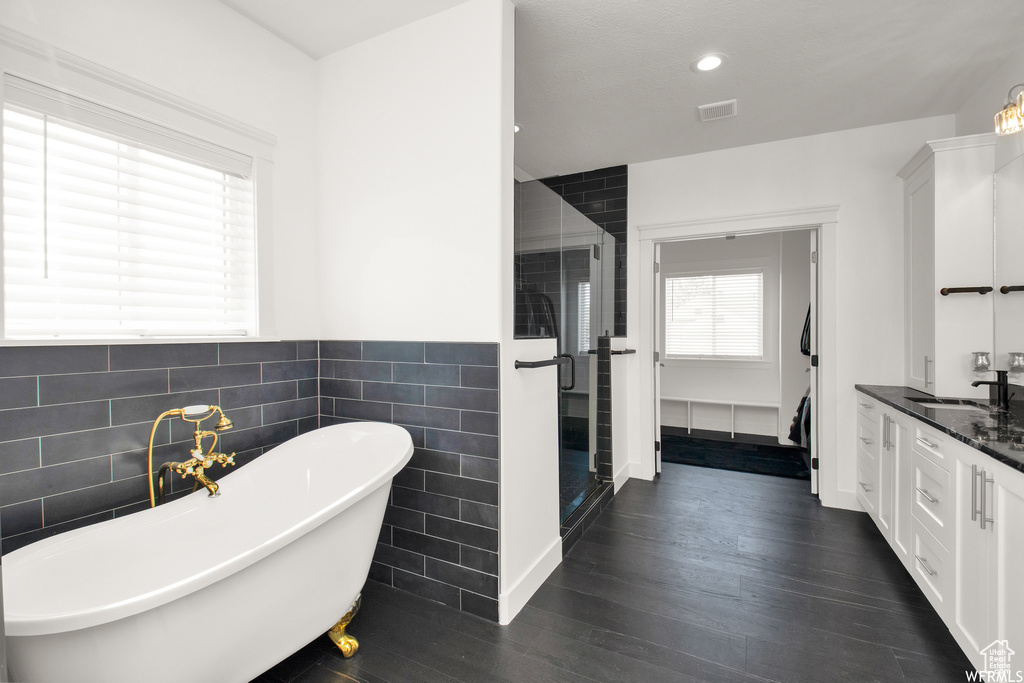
[990,458,1024,655]
[889,412,913,567]
[954,447,990,662]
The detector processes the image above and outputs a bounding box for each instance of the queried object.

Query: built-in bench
[661,396,780,438]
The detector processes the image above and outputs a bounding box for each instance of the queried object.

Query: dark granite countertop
[855,384,1024,474]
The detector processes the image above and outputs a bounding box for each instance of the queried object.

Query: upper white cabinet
[899,135,996,398]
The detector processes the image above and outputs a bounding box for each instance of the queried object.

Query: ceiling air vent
[698,99,737,122]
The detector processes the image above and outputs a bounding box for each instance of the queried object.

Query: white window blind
[665,269,763,359]
[578,281,591,354]
[2,75,257,339]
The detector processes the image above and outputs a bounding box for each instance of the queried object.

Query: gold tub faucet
[146,405,236,506]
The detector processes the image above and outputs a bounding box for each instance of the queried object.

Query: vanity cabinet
[899,135,996,398]
[854,390,1024,672]
[952,444,1024,672]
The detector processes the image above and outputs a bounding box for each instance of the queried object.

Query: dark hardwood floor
[253,463,974,682]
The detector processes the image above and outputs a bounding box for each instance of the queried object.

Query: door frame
[637,206,840,506]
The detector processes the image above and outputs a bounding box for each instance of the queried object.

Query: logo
[967,640,1023,682]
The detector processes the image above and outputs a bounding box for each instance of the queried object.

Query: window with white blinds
[578,281,591,354]
[1,76,257,339]
[664,269,764,359]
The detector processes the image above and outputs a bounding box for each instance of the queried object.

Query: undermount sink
[908,397,989,412]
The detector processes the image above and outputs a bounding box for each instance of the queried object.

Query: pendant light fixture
[995,83,1024,136]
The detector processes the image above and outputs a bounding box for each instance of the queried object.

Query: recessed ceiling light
[692,54,724,72]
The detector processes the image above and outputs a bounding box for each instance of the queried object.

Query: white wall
[0,0,321,339]
[315,0,505,343]
[779,230,812,442]
[627,116,956,509]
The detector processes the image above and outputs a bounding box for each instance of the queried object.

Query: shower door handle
[558,353,575,391]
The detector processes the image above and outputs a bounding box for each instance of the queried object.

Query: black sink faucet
[972,369,1011,411]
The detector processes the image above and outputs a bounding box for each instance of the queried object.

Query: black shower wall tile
[408,448,461,475]
[39,369,168,406]
[111,389,219,426]
[220,380,298,409]
[0,400,110,441]
[374,542,425,575]
[425,515,498,552]
[263,397,318,424]
[393,528,460,564]
[460,366,499,389]
[218,341,297,364]
[424,343,498,367]
[461,545,499,576]
[0,345,109,377]
[320,378,361,400]
[460,500,499,529]
[297,378,318,399]
[2,510,112,555]
[296,341,319,360]
[399,425,425,448]
[461,454,499,482]
[363,382,424,405]
[298,416,319,434]
[393,363,459,387]
[42,422,165,466]
[425,386,498,412]
[0,438,40,474]
[0,455,111,506]
[326,359,392,382]
[217,421,297,455]
[425,429,498,460]
[109,343,216,371]
[393,570,460,610]
[112,441,178,481]
[392,404,460,431]
[0,499,42,536]
[391,487,460,520]
[461,591,499,622]
[461,411,498,436]
[0,376,37,409]
[368,561,393,586]
[363,341,424,363]
[384,505,425,534]
[334,398,393,422]
[262,359,319,382]
[394,466,424,491]
[319,340,361,360]
[425,558,498,599]
[426,472,498,506]
[169,363,261,392]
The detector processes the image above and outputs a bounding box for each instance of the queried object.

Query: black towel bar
[939,286,993,296]
[514,356,570,369]
[1000,285,1024,294]
[611,349,637,355]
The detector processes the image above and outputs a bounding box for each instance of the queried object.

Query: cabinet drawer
[911,449,952,549]
[857,417,880,469]
[912,524,951,619]
[856,455,879,519]
[912,424,951,469]
[856,394,879,422]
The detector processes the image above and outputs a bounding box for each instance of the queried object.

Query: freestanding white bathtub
[2,422,413,683]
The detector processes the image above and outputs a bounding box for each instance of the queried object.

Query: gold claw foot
[327,594,362,658]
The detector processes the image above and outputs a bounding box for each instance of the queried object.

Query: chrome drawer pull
[916,437,938,449]
[915,487,938,504]
[859,481,871,492]
[915,555,938,576]
[859,437,873,445]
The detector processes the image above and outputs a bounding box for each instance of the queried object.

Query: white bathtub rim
[3,422,413,637]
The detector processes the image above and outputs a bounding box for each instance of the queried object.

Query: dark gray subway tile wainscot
[0,341,319,553]
[319,341,500,621]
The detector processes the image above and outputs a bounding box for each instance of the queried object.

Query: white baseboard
[497,535,561,625]
[829,488,862,512]
[613,463,630,492]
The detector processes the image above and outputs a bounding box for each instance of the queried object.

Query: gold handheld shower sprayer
[146,405,236,507]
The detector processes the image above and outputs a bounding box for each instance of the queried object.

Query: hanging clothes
[800,304,811,356]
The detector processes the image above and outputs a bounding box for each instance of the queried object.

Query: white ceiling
[219,0,1024,179]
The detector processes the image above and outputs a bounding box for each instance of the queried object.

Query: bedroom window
[1,75,257,340]
[664,269,764,360]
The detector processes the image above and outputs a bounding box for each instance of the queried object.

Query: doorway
[652,229,817,487]
[637,206,839,503]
